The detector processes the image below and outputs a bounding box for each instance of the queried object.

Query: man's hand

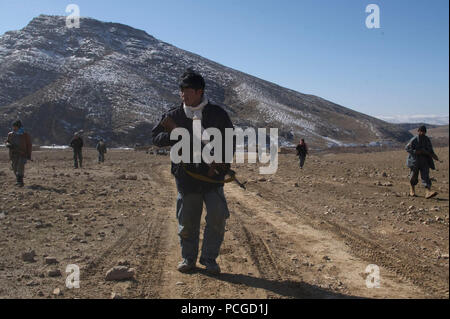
[207,162,229,177]
[161,116,177,133]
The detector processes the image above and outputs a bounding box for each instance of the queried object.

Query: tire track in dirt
[247,178,446,298]
[224,182,428,298]
[66,220,149,298]
[322,219,447,297]
[132,170,172,298]
[65,164,171,298]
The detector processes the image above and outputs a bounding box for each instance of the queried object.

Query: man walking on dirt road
[296,138,308,169]
[152,69,234,275]
[405,125,441,199]
[96,138,107,163]
[4,120,32,187]
[70,133,84,169]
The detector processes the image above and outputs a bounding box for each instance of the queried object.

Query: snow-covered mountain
[0,15,412,147]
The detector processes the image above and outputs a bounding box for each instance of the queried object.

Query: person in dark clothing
[5,120,32,187]
[69,133,83,168]
[405,125,441,199]
[296,139,308,169]
[152,69,234,275]
[96,139,107,163]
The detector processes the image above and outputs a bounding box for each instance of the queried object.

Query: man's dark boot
[16,175,24,187]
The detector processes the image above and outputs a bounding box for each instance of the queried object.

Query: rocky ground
[0,147,448,299]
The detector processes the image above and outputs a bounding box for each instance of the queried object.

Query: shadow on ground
[26,184,67,194]
[198,270,364,299]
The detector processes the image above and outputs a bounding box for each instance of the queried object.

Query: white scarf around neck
[183,95,208,120]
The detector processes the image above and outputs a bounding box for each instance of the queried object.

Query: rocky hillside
[0,15,412,147]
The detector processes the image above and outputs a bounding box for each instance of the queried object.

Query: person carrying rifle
[296,138,308,169]
[152,69,234,275]
[405,125,441,199]
[4,120,32,187]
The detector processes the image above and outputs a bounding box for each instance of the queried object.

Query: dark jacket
[70,137,83,151]
[296,143,308,157]
[96,141,107,153]
[152,102,234,194]
[6,131,32,160]
[405,135,435,170]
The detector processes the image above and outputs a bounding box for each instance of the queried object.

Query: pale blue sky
[0,0,448,122]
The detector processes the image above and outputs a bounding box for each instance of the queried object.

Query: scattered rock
[53,288,62,296]
[26,280,39,286]
[22,250,36,262]
[176,281,186,286]
[48,269,62,277]
[44,257,58,265]
[105,266,135,281]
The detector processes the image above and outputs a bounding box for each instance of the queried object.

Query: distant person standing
[4,120,32,187]
[405,125,441,199]
[70,133,83,169]
[296,139,308,169]
[96,139,107,163]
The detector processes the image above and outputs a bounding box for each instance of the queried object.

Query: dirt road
[0,147,448,298]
